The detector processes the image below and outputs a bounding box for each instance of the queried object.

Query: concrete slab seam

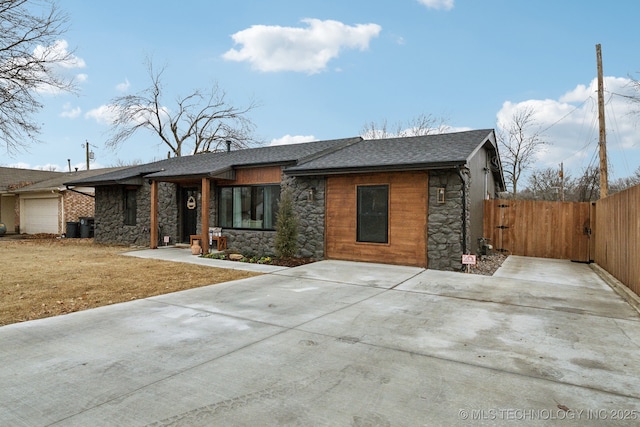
[391,286,636,322]
[292,327,640,403]
[45,323,293,426]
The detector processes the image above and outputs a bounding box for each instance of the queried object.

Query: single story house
[11,168,123,235]
[66,129,505,270]
[0,167,63,234]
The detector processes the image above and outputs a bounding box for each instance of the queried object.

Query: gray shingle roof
[64,130,500,186]
[14,168,126,192]
[0,167,62,192]
[285,129,496,175]
[65,137,362,185]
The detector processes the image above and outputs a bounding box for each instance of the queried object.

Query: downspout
[456,166,469,258]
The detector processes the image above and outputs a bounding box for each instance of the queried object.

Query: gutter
[456,165,469,258]
[65,186,95,198]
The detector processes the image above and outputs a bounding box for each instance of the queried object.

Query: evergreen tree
[274,189,298,258]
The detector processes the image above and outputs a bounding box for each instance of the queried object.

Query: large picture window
[219,185,280,230]
[124,188,137,226]
[357,185,388,243]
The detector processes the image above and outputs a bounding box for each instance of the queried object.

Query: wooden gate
[483,199,592,262]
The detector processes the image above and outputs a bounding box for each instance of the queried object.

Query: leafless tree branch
[497,106,547,197]
[0,0,77,155]
[106,58,259,157]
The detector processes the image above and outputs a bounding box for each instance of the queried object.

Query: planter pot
[191,240,201,255]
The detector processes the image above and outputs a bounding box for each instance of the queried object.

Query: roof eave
[284,161,466,177]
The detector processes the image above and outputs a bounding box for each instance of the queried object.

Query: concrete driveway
[1,253,640,426]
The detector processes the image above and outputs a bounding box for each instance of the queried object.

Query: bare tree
[106,59,259,157]
[497,106,547,197]
[0,0,76,155]
[524,167,568,201]
[610,165,640,193]
[361,113,449,139]
[573,166,600,202]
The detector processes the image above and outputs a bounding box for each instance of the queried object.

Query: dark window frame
[357,184,389,244]
[218,184,280,231]
[124,187,137,226]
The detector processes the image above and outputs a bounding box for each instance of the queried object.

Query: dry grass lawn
[0,238,260,326]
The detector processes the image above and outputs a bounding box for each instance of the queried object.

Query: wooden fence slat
[483,199,591,262]
[484,187,639,297]
[594,185,640,295]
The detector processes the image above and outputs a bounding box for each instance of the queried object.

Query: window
[357,185,388,243]
[219,185,280,230]
[124,188,137,226]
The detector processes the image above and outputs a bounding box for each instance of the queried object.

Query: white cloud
[34,40,86,69]
[7,162,31,169]
[85,103,171,128]
[496,76,639,178]
[30,40,87,94]
[85,105,118,125]
[60,102,81,119]
[270,134,317,146]
[418,0,454,11]
[223,19,382,74]
[116,79,130,92]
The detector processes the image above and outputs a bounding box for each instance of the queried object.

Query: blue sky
[5,0,640,181]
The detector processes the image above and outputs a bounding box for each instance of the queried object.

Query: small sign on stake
[163,235,170,246]
[462,254,476,273]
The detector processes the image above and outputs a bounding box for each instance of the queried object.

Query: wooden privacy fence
[593,185,640,296]
[483,199,592,262]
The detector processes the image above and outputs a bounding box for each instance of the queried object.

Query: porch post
[201,177,210,254]
[150,180,158,249]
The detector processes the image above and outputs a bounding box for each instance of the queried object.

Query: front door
[181,188,198,243]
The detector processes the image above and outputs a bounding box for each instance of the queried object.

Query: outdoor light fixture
[307,187,316,202]
[437,187,446,204]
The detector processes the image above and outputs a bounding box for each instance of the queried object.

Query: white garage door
[23,198,59,234]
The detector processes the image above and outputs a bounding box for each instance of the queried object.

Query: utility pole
[83,140,94,170]
[85,141,90,170]
[596,44,608,198]
[559,162,565,201]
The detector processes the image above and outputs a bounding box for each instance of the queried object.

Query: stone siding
[221,175,325,259]
[94,182,178,246]
[282,175,325,259]
[427,169,470,271]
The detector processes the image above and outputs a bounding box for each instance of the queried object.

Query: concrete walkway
[1,253,640,426]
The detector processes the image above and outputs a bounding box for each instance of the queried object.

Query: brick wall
[64,190,94,221]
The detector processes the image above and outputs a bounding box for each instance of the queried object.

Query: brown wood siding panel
[232,166,282,185]
[326,172,428,267]
[484,199,591,261]
[594,185,640,295]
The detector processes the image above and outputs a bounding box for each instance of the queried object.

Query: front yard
[0,238,259,326]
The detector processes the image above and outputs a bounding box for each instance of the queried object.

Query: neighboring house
[0,167,62,233]
[9,168,123,235]
[66,130,505,270]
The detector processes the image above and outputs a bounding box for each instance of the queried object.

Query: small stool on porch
[211,235,227,251]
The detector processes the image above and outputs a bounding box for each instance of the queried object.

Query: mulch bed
[270,257,316,267]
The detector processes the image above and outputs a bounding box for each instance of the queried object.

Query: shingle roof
[64,130,501,186]
[65,137,362,185]
[14,168,125,193]
[0,167,62,192]
[285,129,496,175]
